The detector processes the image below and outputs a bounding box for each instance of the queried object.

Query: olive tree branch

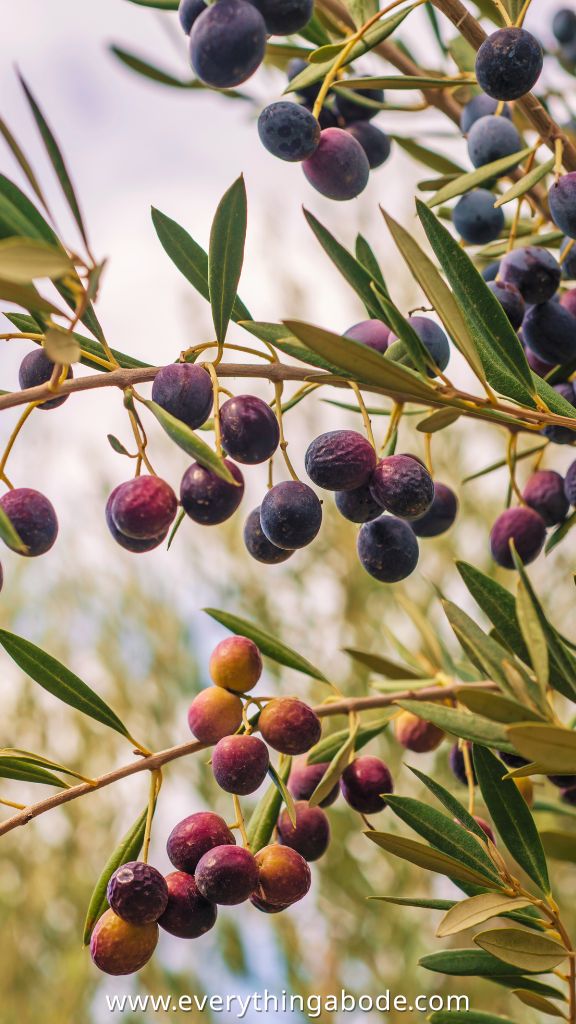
[1,360,575,435]
[0,680,498,840]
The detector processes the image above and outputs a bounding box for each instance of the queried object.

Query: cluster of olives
[90,634,397,976]
[489,461,576,569]
[179,0,311,90]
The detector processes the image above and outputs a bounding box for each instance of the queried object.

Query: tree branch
[1,359,575,434]
[0,681,497,839]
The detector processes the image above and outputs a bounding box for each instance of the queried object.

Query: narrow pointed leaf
[209,176,247,343]
[507,724,576,774]
[511,989,566,1018]
[284,6,416,94]
[384,795,501,883]
[19,75,90,253]
[0,118,51,213]
[408,765,495,845]
[355,234,386,288]
[141,399,235,483]
[474,928,566,972]
[437,894,532,937]
[417,408,461,432]
[246,757,291,853]
[283,320,436,400]
[390,136,466,175]
[428,147,533,207]
[516,577,548,693]
[417,200,536,403]
[395,700,515,752]
[0,757,69,788]
[420,947,544,977]
[203,609,327,681]
[495,158,555,208]
[306,711,393,765]
[473,745,550,894]
[0,629,130,738]
[366,831,499,888]
[455,689,545,724]
[151,207,250,321]
[0,278,64,315]
[344,647,425,679]
[0,506,28,554]
[82,807,149,945]
[309,721,358,807]
[267,762,297,827]
[304,208,389,312]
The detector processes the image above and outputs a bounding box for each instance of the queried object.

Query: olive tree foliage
[1,0,576,1020]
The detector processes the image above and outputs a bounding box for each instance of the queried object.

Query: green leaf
[355,234,386,288]
[540,830,576,863]
[209,176,247,344]
[246,757,291,853]
[0,506,28,554]
[0,629,130,738]
[395,700,516,753]
[303,208,388,314]
[0,277,64,315]
[511,989,566,1018]
[141,399,235,484]
[495,158,555,208]
[507,724,576,774]
[344,647,425,680]
[344,0,378,29]
[390,136,466,175]
[417,200,536,404]
[384,795,502,883]
[343,75,472,90]
[463,445,546,484]
[376,292,434,376]
[455,689,545,725]
[420,947,544,977]
[111,46,199,88]
[240,320,341,374]
[510,552,576,701]
[151,207,251,322]
[408,765,495,847]
[366,831,499,888]
[371,895,456,910]
[283,321,436,401]
[19,75,90,254]
[107,434,132,457]
[437,893,532,938]
[0,748,90,783]
[82,807,149,945]
[267,762,297,827]
[6,313,147,373]
[474,928,566,973]
[473,745,550,894]
[203,609,328,681]
[306,711,393,765]
[0,118,51,215]
[284,6,416,93]
[309,721,358,808]
[516,577,548,693]
[0,756,69,788]
[545,509,576,555]
[429,1013,519,1024]
[457,561,532,669]
[417,408,461,432]
[428,147,533,208]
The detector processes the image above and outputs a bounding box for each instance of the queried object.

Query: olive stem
[0,680,498,840]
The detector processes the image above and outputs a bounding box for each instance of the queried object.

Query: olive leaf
[141,399,236,484]
[427,147,533,208]
[267,762,297,827]
[395,700,516,753]
[366,832,500,888]
[203,608,328,681]
[0,629,131,739]
[0,756,69,788]
[511,989,566,1018]
[343,647,426,680]
[306,711,393,765]
[308,719,358,808]
[82,807,149,945]
[246,757,291,853]
[209,175,247,344]
[303,208,389,314]
[474,928,567,973]
[0,237,72,283]
[507,724,576,774]
[436,894,532,938]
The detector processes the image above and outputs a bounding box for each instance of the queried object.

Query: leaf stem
[141,769,161,863]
